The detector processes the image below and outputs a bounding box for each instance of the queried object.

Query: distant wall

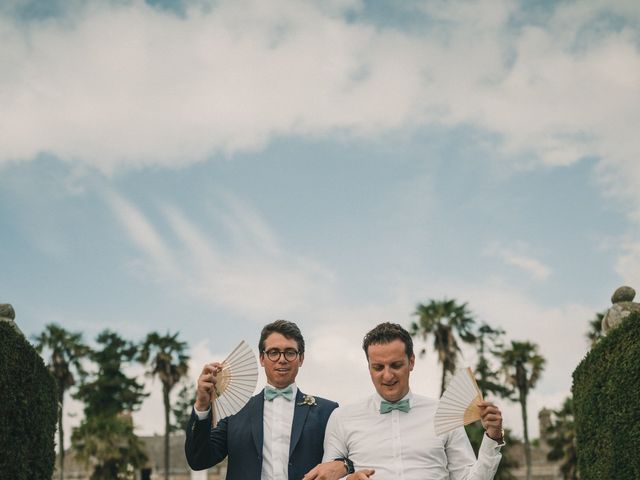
[572,312,640,479]
[0,319,58,479]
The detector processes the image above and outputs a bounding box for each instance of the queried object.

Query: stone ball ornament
[0,303,16,320]
[601,286,640,334]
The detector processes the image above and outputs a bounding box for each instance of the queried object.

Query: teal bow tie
[265,385,293,401]
[380,398,410,414]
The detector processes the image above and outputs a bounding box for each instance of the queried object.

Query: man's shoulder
[331,396,372,416]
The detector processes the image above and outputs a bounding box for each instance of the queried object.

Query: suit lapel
[250,391,265,456]
[289,389,311,456]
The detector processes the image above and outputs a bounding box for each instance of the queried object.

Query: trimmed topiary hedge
[0,320,58,479]
[572,312,640,479]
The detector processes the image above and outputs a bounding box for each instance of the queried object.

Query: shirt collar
[265,382,298,397]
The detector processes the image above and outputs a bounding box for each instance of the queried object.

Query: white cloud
[106,189,337,319]
[485,242,552,280]
[1,0,638,214]
[502,252,551,281]
[614,238,640,289]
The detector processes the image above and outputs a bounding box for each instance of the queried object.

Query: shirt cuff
[480,432,505,456]
[194,405,211,420]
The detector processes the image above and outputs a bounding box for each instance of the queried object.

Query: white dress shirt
[261,383,297,480]
[194,383,297,480]
[322,391,502,480]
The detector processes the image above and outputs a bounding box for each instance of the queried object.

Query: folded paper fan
[434,367,483,435]
[211,340,258,427]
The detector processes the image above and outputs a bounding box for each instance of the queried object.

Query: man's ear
[298,352,304,366]
[409,354,415,371]
[259,352,265,368]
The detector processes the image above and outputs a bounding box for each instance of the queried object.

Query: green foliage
[500,341,545,396]
[0,321,58,479]
[546,396,578,480]
[33,323,88,480]
[139,331,190,480]
[139,331,189,393]
[73,330,148,478]
[33,323,88,400]
[75,330,147,416]
[72,414,148,480]
[411,298,476,395]
[474,323,511,399]
[171,382,196,433]
[465,422,520,479]
[500,340,545,480]
[585,312,605,348]
[573,313,640,479]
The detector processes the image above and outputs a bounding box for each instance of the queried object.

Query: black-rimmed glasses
[263,348,300,362]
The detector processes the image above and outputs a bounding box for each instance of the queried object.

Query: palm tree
[500,341,545,480]
[474,323,511,399]
[411,299,476,395]
[546,396,578,480]
[139,332,190,480]
[586,312,605,348]
[33,324,88,480]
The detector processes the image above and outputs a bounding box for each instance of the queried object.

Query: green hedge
[572,312,640,479]
[0,321,58,479]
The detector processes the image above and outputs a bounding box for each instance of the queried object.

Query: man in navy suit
[185,320,350,480]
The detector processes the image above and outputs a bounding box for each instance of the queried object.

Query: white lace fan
[434,367,483,435]
[211,340,258,427]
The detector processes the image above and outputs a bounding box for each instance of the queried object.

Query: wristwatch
[335,457,355,475]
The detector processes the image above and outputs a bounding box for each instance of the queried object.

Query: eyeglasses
[263,348,300,362]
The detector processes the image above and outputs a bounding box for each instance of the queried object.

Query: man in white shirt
[185,320,350,480]
[315,322,504,480]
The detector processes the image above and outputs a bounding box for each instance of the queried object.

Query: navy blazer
[185,388,338,480]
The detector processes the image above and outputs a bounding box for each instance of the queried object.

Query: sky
[2,0,640,450]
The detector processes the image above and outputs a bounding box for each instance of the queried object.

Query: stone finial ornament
[0,303,22,335]
[601,286,640,334]
[0,303,15,320]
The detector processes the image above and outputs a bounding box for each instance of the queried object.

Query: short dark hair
[362,322,414,359]
[259,320,305,354]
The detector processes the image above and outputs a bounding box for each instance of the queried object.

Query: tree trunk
[520,391,531,480]
[440,366,446,396]
[163,385,170,480]
[58,391,64,480]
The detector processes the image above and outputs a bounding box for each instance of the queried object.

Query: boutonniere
[298,395,317,406]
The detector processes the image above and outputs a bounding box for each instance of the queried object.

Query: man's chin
[271,376,294,388]
[380,390,401,402]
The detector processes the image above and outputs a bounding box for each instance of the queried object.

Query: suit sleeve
[185,408,229,470]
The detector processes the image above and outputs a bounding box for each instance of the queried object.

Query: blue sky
[2,0,639,443]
